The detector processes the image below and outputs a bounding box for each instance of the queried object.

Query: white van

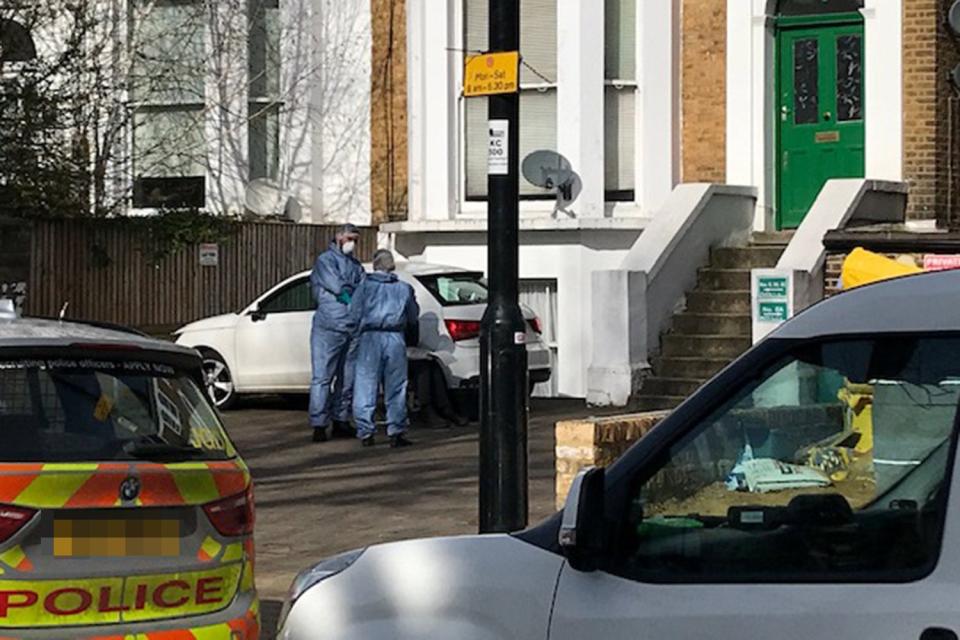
[278,269,960,640]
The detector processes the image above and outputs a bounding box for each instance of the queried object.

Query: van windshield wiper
[122,437,206,460]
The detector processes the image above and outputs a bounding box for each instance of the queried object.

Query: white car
[278,269,960,639]
[174,261,552,409]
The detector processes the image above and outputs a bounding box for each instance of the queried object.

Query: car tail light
[204,485,255,537]
[528,317,543,334]
[445,319,481,341]
[0,505,36,544]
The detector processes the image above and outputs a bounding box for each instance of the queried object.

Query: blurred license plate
[53,519,180,557]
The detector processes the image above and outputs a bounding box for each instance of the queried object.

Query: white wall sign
[488,119,509,175]
[199,243,220,267]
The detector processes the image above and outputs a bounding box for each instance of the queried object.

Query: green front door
[776,18,865,229]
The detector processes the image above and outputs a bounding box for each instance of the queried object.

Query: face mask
[341,240,356,255]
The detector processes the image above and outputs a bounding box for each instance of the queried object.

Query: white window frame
[454,0,559,218]
[603,78,639,202]
[603,0,640,211]
[126,0,212,215]
[247,0,283,183]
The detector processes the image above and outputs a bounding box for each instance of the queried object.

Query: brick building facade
[902,0,960,223]
[379,0,960,399]
[370,0,409,224]
[680,0,726,183]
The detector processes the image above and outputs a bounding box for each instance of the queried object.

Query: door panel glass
[836,34,863,121]
[260,279,313,314]
[793,38,819,124]
[615,336,959,583]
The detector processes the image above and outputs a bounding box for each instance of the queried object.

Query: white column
[406,0,427,221]
[307,0,371,225]
[725,0,753,187]
[205,0,249,216]
[638,0,680,215]
[421,0,457,220]
[726,0,774,230]
[557,0,605,218]
[862,0,902,181]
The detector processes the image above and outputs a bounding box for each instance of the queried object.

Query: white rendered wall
[638,0,681,215]
[304,0,372,225]
[393,231,639,397]
[557,0,605,218]
[862,0,902,181]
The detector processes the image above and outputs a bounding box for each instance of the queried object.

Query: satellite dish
[951,1,960,36]
[244,179,286,218]
[522,150,575,199]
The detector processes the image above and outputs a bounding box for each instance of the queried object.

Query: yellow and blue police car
[0,302,258,639]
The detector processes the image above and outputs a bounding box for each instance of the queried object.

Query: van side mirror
[559,466,606,572]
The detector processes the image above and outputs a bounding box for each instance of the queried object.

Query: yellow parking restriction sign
[464,51,520,97]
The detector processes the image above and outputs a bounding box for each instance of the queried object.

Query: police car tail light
[203,485,254,537]
[445,319,481,341]
[0,504,36,543]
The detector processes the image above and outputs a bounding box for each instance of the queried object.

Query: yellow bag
[839,247,922,290]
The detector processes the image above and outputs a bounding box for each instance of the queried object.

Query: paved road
[222,397,602,638]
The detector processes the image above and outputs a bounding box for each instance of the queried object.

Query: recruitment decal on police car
[0,359,176,376]
[0,564,243,627]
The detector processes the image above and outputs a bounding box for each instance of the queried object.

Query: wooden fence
[25,219,378,332]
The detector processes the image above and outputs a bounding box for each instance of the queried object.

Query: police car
[278,269,960,639]
[0,301,258,639]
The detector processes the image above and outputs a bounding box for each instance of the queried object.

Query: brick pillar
[680,0,726,183]
[902,0,960,223]
[370,0,408,223]
[555,411,668,509]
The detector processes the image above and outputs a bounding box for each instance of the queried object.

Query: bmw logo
[119,476,141,502]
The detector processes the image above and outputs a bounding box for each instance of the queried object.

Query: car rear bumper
[458,368,552,389]
[5,592,259,640]
[530,368,552,384]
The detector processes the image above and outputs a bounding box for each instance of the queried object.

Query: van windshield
[621,335,960,581]
[0,356,233,462]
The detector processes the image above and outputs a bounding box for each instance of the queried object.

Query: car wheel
[202,353,237,411]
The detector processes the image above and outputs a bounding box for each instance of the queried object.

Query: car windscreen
[617,335,960,582]
[416,272,488,306]
[0,356,234,462]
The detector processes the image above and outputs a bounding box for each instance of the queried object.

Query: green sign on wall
[757,276,788,299]
[758,302,789,322]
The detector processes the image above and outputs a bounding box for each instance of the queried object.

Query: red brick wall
[902,0,960,222]
[370,0,408,223]
[680,0,727,183]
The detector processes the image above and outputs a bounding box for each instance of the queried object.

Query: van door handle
[921,628,958,640]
